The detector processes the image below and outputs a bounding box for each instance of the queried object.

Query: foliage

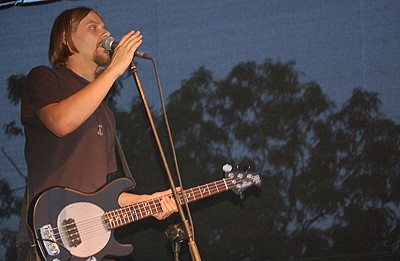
[116,59,400,260]
[2,75,25,137]
[0,179,21,260]
[2,59,400,260]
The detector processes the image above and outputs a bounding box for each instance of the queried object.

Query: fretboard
[104,177,234,229]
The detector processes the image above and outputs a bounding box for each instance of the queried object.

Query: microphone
[102,36,152,60]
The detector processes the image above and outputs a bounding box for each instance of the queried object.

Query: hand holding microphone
[102,34,152,60]
[102,31,152,78]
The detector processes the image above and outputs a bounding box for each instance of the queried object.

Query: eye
[88,23,98,30]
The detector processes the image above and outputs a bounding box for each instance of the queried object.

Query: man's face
[71,11,111,66]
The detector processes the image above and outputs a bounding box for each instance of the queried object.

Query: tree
[119,60,400,260]
[2,59,400,260]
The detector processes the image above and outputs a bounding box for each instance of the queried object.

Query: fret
[114,209,121,227]
[181,189,194,203]
[108,211,117,228]
[115,210,121,227]
[145,201,151,216]
[118,210,123,226]
[132,204,142,221]
[149,199,157,215]
[140,202,145,216]
[216,181,222,193]
[119,209,125,225]
[222,179,228,190]
[129,205,138,222]
[137,203,144,219]
[111,211,117,228]
[146,201,152,216]
[155,198,163,213]
[137,202,145,219]
[188,187,196,200]
[197,185,204,198]
[185,191,193,202]
[121,208,129,225]
[200,184,207,196]
[189,188,196,201]
[205,183,211,196]
[104,212,111,229]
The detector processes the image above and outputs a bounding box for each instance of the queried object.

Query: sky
[0,0,399,258]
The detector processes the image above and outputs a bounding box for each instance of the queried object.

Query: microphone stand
[129,60,202,261]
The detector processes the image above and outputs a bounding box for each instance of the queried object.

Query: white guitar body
[57,202,110,258]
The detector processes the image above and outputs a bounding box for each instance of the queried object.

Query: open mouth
[98,41,108,51]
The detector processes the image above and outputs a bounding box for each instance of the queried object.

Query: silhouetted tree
[2,59,400,261]
[119,60,400,260]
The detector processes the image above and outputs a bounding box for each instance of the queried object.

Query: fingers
[152,192,178,220]
[117,30,143,52]
[106,30,143,77]
[163,195,178,213]
[159,196,177,219]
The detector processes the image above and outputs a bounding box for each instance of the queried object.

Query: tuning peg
[222,164,233,173]
[233,164,251,172]
[242,165,251,172]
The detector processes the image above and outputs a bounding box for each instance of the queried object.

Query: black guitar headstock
[222,164,261,196]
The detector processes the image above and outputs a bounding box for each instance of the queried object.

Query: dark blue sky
[1,0,399,257]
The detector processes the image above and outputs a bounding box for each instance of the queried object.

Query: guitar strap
[16,175,38,261]
[115,133,136,188]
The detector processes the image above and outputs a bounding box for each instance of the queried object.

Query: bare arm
[37,31,142,137]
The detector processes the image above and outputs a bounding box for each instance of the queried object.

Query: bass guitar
[29,164,261,260]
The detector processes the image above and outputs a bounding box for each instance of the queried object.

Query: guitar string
[49,180,235,247]
[49,178,234,243]
[50,185,225,244]
[47,177,242,245]
[50,179,229,242]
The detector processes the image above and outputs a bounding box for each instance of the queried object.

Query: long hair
[49,7,102,68]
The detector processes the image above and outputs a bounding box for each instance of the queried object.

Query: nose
[102,29,111,40]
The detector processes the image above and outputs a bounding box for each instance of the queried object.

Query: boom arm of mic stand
[129,61,202,261]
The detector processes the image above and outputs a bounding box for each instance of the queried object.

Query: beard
[93,47,111,67]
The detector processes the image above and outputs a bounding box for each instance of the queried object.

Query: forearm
[37,68,119,137]
[118,192,149,207]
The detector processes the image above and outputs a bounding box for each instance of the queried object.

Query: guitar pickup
[62,218,82,247]
[39,224,60,256]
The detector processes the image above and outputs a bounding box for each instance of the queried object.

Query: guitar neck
[104,177,233,229]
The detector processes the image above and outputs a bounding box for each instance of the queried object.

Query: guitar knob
[222,164,233,173]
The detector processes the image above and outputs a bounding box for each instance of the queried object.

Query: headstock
[222,164,261,196]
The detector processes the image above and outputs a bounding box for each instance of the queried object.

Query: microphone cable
[148,56,196,241]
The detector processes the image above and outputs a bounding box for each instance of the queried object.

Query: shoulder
[26,65,56,83]
[28,65,53,75]
[27,66,71,79]
[24,66,66,103]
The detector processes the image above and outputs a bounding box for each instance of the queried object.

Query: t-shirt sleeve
[25,66,65,111]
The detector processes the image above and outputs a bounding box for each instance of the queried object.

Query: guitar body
[28,177,135,261]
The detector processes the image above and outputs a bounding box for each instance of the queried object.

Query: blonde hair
[49,7,102,68]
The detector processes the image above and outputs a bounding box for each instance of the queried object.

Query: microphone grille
[102,36,115,51]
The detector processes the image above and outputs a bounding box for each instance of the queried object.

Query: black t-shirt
[17,65,117,243]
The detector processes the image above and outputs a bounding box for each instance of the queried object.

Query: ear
[62,31,67,45]
[62,31,74,54]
